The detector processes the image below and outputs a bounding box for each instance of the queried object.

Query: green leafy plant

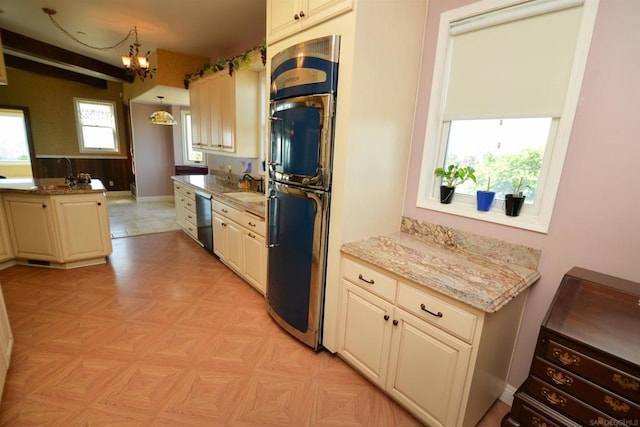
[434,164,477,188]
[511,176,527,196]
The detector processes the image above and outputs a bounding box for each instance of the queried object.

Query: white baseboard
[106,191,132,198]
[499,383,517,406]
[134,195,174,203]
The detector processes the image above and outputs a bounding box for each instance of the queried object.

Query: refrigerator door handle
[267,193,280,248]
[268,114,284,168]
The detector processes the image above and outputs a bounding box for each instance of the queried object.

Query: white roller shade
[444,3,583,120]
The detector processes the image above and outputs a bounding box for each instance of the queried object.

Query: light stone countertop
[341,218,541,313]
[171,175,265,219]
[0,178,107,195]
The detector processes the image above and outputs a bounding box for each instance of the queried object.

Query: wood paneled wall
[32,157,133,191]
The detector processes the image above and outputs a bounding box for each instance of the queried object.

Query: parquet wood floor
[0,231,508,426]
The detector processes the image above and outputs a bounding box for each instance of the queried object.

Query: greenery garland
[184,42,267,86]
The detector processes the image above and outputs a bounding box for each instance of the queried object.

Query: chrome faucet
[57,157,76,185]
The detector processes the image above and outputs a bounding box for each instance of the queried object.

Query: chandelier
[43,8,156,82]
[121,28,155,81]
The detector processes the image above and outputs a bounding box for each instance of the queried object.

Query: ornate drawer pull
[604,395,630,413]
[358,274,374,285]
[531,416,549,427]
[541,387,566,406]
[612,373,639,390]
[546,367,573,387]
[552,348,580,367]
[420,304,443,318]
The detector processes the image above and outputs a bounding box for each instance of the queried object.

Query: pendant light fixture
[149,96,177,126]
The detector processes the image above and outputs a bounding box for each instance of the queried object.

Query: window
[181,110,204,165]
[417,0,599,233]
[74,98,119,153]
[0,108,33,178]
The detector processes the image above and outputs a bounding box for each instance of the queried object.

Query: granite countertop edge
[341,231,541,313]
[0,178,107,195]
[172,175,265,219]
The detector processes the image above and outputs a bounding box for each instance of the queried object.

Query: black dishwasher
[195,191,213,252]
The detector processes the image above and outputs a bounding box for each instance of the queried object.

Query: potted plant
[505,176,527,216]
[434,164,476,204]
[476,176,496,212]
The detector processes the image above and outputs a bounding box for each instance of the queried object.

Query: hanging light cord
[43,8,136,52]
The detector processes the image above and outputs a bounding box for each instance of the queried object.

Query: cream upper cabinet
[188,68,260,158]
[52,194,112,262]
[338,255,528,427]
[3,194,60,262]
[267,0,354,44]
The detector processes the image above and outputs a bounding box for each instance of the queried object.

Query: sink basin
[224,192,265,205]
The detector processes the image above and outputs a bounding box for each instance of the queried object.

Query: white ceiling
[0,0,266,105]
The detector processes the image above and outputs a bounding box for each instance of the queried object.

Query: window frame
[416,0,600,233]
[180,110,205,166]
[74,98,120,153]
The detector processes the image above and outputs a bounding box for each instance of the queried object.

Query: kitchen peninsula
[337,217,541,426]
[0,178,112,269]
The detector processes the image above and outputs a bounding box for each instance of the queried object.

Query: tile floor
[0,202,510,425]
[107,196,181,239]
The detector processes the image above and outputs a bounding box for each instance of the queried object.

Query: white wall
[404,0,640,388]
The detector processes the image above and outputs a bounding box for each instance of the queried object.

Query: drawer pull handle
[552,348,580,367]
[358,274,374,285]
[604,395,630,413]
[541,387,566,406]
[612,374,639,390]
[248,221,256,227]
[531,416,548,427]
[420,304,443,318]
[546,367,573,387]
[248,233,256,239]
[222,208,228,213]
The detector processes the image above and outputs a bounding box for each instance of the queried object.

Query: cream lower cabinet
[0,284,13,402]
[3,194,60,262]
[213,198,267,295]
[53,194,112,262]
[338,255,528,427]
[173,182,197,240]
[0,202,13,264]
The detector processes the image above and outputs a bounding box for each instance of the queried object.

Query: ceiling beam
[0,29,134,83]
[4,54,109,89]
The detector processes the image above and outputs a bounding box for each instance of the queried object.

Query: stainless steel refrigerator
[266,35,340,350]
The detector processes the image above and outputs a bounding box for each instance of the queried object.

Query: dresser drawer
[396,282,477,343]
[212,199,243,224]
[342,257,397,302]
[520,403,563,427]
[543,338,640,402]
[527,376,614,426]
[532,357,640,420]
[242,211,265,237]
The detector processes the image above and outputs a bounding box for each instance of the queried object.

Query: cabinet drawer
[532,357,640,420]
[543,338,640,402]
[527,376,614,426]
[242,211,266,237]
[212,199,242,224]
[174,183,196,200]
[184,209,196,225]
[184,218,198,239]
[396,282,477,343]
[342,257,397,302]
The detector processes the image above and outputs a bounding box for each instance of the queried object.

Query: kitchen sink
[224,192,265,204]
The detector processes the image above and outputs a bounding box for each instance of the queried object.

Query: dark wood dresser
[503,267,640,427]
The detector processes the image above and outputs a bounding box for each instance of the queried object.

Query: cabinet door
[304,0,354,28]
[338,280,393,388]
[243,230,266,295]
[53,194,112,261]
[208,74,223,150]
[267,0,301,43]
[3,195,59,261]
[226,220,244,273]
[189,78,203,148]
[387,308,472,427]
[0,202,13,262]
[174,194,185,228]
[218,72,236,152]
[212,214,228,259]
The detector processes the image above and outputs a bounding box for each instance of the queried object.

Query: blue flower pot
[476,191,496,211]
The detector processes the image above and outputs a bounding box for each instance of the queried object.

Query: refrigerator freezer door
[267,182,329,349]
